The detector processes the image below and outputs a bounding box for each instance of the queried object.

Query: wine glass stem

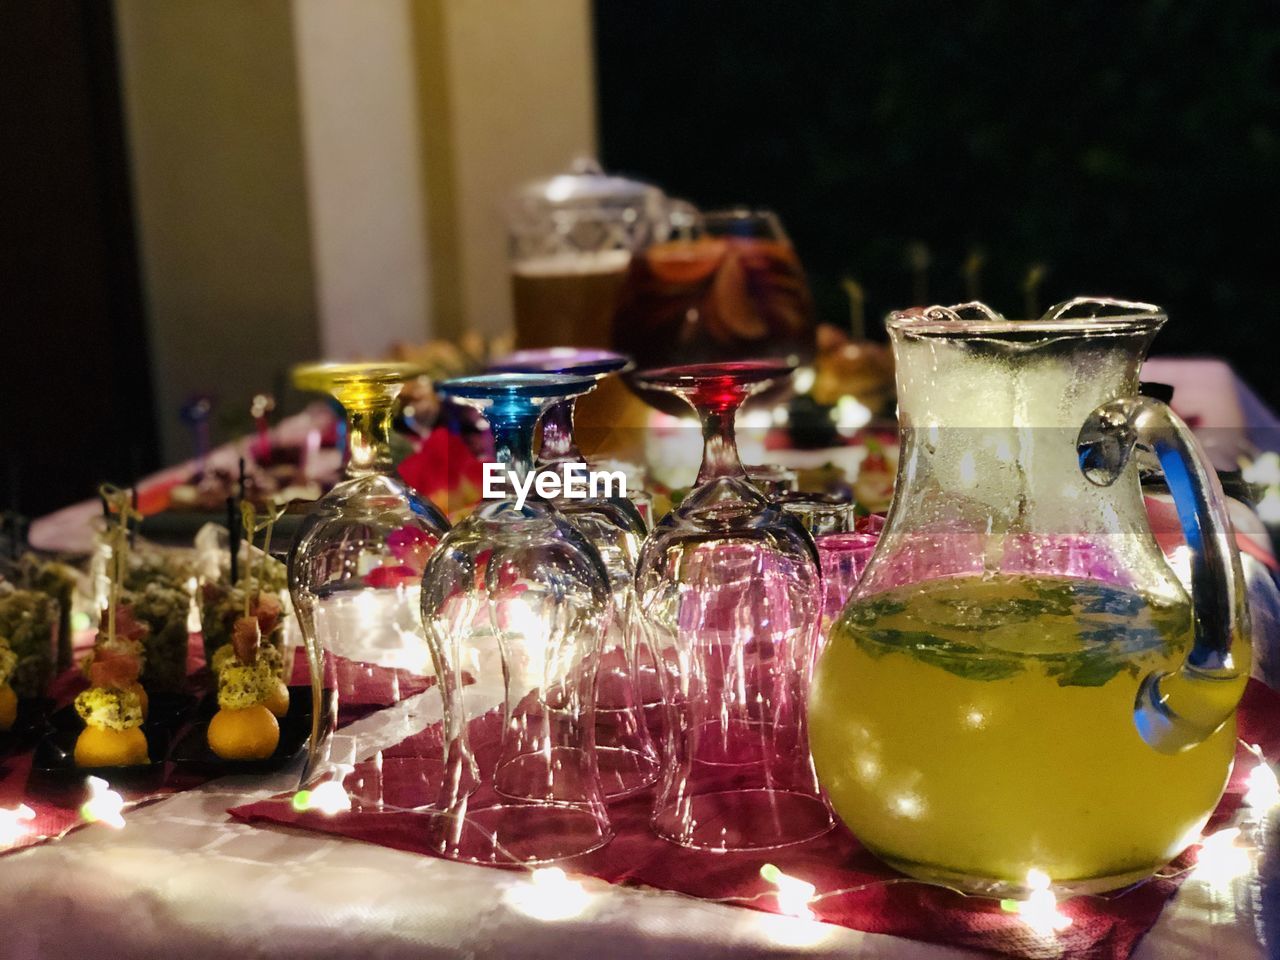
[491,412,539,489]
[696,403,746,486]
[539,399,582,464]
[346,404,394,478]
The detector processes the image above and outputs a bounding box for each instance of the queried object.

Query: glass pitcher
[809,299,1250,897]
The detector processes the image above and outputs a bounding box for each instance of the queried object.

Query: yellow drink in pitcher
[809,575,1236,894]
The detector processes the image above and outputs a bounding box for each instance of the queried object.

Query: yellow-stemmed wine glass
[288,362,450,788]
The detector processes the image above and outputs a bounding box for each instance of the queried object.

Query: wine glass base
[494,747,599,804]
[595,745,661,799]
[426,803,612,865]
[651,789,832,852]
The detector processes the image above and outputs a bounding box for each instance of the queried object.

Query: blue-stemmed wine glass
[490,348,660,797]
[420,373,614,864]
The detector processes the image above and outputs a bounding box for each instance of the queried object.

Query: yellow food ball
[262,680,290,719]
[208,705,280,760]
[75,725,150,767]
[0,684,16,732]
[129,682,149,720]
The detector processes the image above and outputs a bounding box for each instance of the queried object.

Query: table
[11,359,1280,959]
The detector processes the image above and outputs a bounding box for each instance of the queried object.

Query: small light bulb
[1002,868,1072,937]
[760,863,817,919]
[0,804,36,845]
[1194,828,1251,893]
[80,777,126,830]
[1244,747,1280,810]
[504,867,594,921]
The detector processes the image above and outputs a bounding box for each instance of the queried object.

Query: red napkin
[0,754,85,853]
[232,680,1280,960]
[286,648,436,727]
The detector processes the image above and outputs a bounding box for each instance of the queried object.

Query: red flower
[398,426,486,517]
[364,564,421,590]
[387,525,439,574]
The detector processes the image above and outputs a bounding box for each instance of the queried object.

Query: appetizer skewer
[74,488,152,767]
[207,502,288,761]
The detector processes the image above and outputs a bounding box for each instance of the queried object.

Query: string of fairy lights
[3,726,1277,946]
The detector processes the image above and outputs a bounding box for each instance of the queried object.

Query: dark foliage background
[594,0,1280,406]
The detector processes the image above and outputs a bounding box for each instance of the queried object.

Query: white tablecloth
[2,657,1276,960]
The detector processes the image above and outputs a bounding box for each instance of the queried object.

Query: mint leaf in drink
[856,628,1022,681]
[841,597,906,626]
[1076,588,1146,618]
[930,596,1057,630]
[1044,650,1135,688]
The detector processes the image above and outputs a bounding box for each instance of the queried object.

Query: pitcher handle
[1078,396,1250,753]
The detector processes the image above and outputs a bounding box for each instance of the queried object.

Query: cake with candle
[80,604,150,719]
[200,502,290,677]
[202,586,285,677]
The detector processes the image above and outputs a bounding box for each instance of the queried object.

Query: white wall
[413,0,598,338]
[292,0,434,359]
[115,0,319,462]
[116,0,598,462]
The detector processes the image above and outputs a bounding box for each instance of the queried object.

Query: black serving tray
[169,685,324,777]
[0,698,53,758]
[31,692,197,792]
[31,722,172,793]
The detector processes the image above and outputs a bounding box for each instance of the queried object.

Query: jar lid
[513,158,662,209]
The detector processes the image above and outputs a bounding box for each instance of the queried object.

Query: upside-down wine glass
[631,360,831,850]
[420,373,614,864]
[288,363,450,787]
[490,348,660,797]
